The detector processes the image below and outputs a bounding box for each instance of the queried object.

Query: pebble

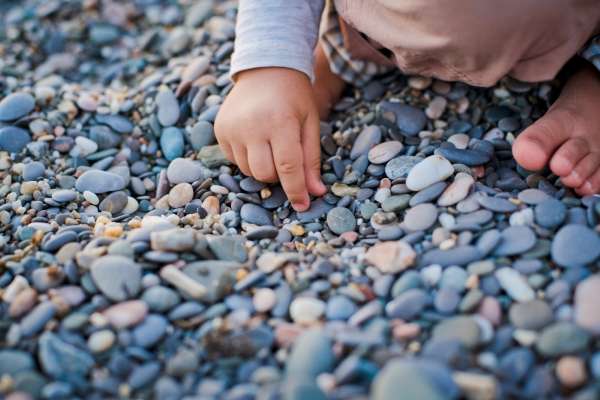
[156,88,180,126]
[385,156,423,180]
[509,300,553,330]
[574,274,600,335]
[406,155,454,191]
[75,170,126,193]
[433,316,481,349]
[477,195,517,213]
[551,224,600,267]
[289,297,326,324]
[495,267,535,302]
[403,203,438,231]
[437,173,474,206]
[350,125,382,159]
[365,241,416,273]
[160,127,185,160]
[368,141,404,164]
[90,256,142,301]
[253,288,277,313]
[0,92,35,121]
[168,183,193,208]
[556,356,587,388]
[240,203,273,226]
[380,102,427,136]
[493,226,537,256]
[99,191,128,214]
[326,207,356,235]
[88,330,116,353]
[534,198,566,229]
[0,126,32,153]
[22,161,45,181]
[103,300,148,329]
[535,322,590,357]
[166,157,205,183]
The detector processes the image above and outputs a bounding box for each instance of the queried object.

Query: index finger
[271,133,309,211]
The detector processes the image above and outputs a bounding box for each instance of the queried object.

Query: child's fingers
[219,141,235,164]
[247,143,277,183]
[302,112,327,196]
[232,145,252,177]
[271,134,309,211]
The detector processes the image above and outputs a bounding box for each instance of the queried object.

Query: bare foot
[312,42,346,120]
[513,62,600,196]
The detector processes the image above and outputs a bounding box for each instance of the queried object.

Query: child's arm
[216,0,327,212]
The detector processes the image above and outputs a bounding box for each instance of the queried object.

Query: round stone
[156,88,180,126]
[168,183,193,208]
[166,158,205,184]
[88,330,115,353]
[493,226,537,256]
[75,170,126,194]
[160,127,185,161]
[380,102,427,136]
[350,125,381,159]
[240,203,273,226]
[0,126,32,153]
[326,207,356,235]
[574,274,600,335]
[556,356,587,389]
[385,156,423,180]
[289,297,326,324]
[551,224,600,267]
[187,120,215,150]
[432,316,481,349]
[406,155,454,191]
[90,255,142,302]
[99,191,128,214]
[509,300,553,330]
[534,198,566,229]
[368,141,404,164]
[437,173,474,206]
[0,92,35,121]
[325,295,357,320]
[253,288,277,313]
[403,203,438,231]
[22,161,45,181]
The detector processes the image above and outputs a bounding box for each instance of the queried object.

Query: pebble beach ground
[1,1,600,399]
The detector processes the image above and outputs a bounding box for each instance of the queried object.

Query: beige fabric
[333,0,600,86]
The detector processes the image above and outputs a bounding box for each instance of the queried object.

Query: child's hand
[215,67,327,211]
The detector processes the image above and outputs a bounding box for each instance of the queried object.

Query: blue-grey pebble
[551,224,600,267]
[0,92,35,121]
[160,127,185,161]
[240,203,273,226]
[0,126,31,153]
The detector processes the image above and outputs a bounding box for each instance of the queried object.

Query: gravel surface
[1,1,600,399]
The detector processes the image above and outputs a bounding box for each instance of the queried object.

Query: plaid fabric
[319,0,392,86]
[581,35,600,72]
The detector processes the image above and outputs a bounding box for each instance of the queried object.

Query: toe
[513,108,572,171]
[549,138,589,177]
[561,152,600,189]
[576,169,600,196]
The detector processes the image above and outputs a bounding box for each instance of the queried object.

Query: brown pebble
[393,322,421,340]
[103,300,148,329]
[9,288,38,318]
[556,356,587,389]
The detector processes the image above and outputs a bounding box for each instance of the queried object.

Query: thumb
[302,111,327,196]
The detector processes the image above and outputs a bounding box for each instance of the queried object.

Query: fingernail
[584,181,593,191]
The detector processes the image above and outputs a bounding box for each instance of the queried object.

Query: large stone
[90,255,142,301]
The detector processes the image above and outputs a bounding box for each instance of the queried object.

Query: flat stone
[160,127,185,161]
[38,332,94,379]
[187,121,215,150]
[90,255,142,301]
[509,300,553,330]
[132,314,167,348]
[350,125,381,159]
[0,350,35,376]
[206,235,248,262]
[410,182,448,206]
[22,161,45,181]
[380,102,427,136]
[372,359,456,400]
[156,88,180,126]
[368,141,404,164]
[0,126,31,153]
[386,288,431,320]
[52,189,77,203]
[574,274,600,335]
[103,300,148,328]
[0,92,35,121]
[365,241,416,274]
[151,228,196,252]
[437,173,474,206]
[535,322,591,357]
[286,329,334,378]
[551,224,600,267]
[183,260,241,303]
[406,155,454,191]
[385,156,423,180]
[95,114,134,134]
[326,295,357,320]
[477,195,517,213]
[518,188,550,205]
[240,203,273,226]
[495,267,535,302]
[326,207,356,235]
[421,246,481,267]
[437,147,491,166]
[289,297,326,324]
[168,182,193,208]
[432,316,481,349]
[99,191,128,214]
[75,170,126,193]
[403,203,438,231]
[166,158,206,184]
[535,198,566,229]
[493,226,537,256]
